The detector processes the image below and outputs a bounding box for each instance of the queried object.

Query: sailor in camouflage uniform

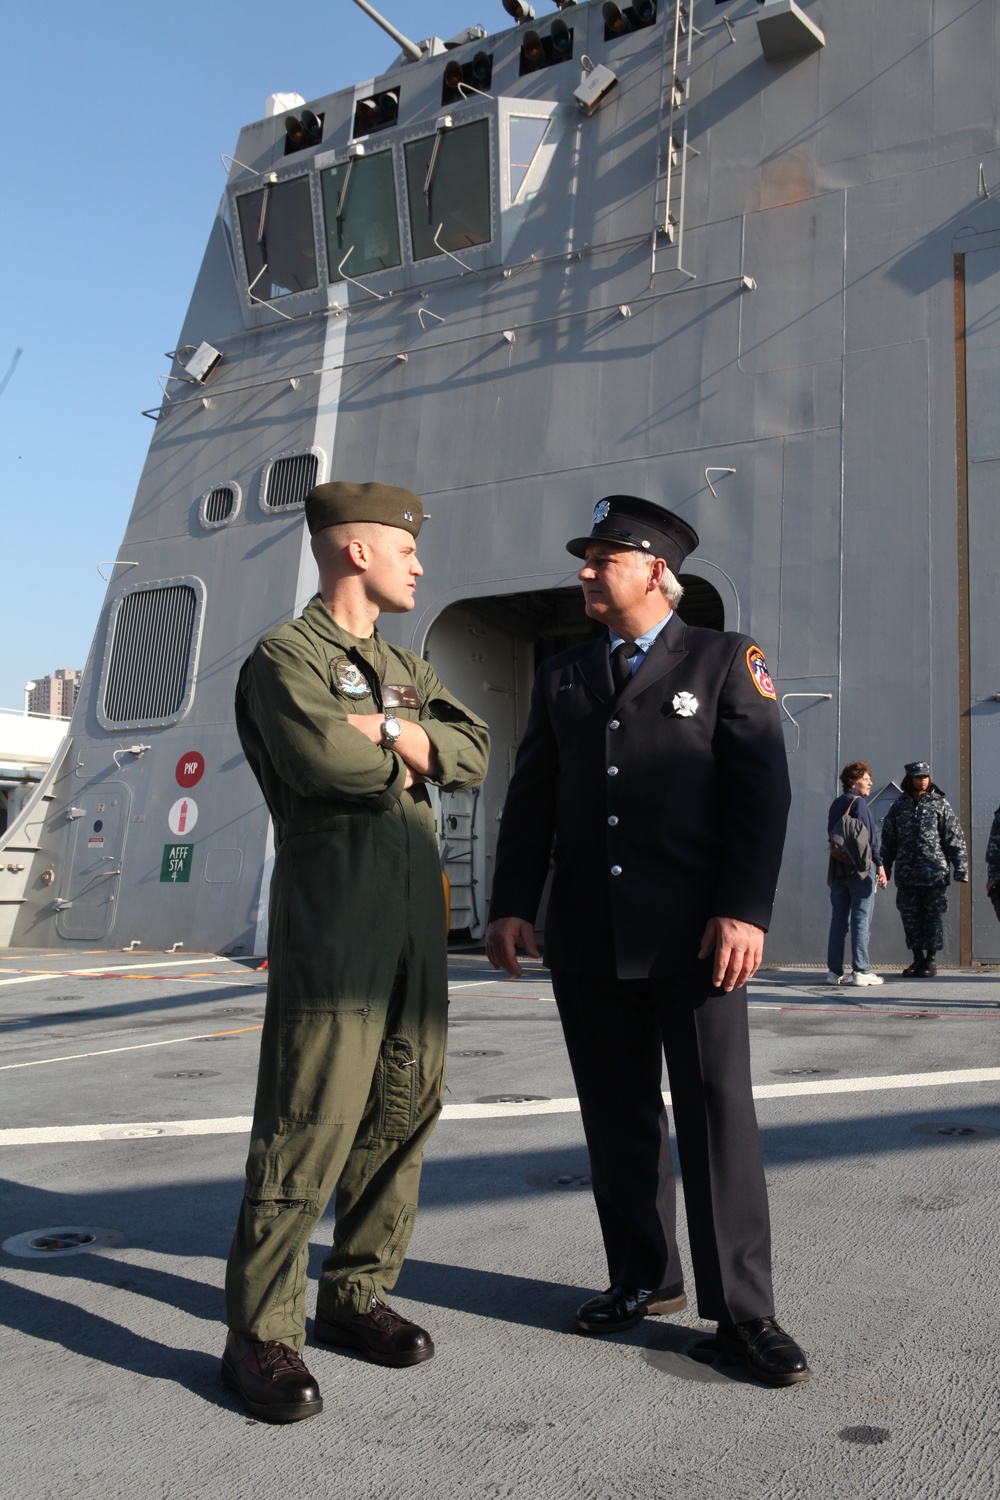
[880,761,968,977]
[221,482,489,1423]
[985,804,1000,924]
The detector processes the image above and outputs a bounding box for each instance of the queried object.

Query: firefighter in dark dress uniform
[486,496,810,1386]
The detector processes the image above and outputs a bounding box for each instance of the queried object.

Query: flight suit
[226,595,489,1350]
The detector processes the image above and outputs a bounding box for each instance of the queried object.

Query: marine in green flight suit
[222,482,489,1424]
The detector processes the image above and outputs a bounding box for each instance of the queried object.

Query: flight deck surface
[2,950,998,1500]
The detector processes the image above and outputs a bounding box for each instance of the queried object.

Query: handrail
[780,692,833,752]
[0,706,72,722]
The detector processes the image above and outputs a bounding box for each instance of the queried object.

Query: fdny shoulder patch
[746,645,776,700]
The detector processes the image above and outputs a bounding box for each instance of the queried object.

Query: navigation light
[284,108,323,153]
[550,18,573,55]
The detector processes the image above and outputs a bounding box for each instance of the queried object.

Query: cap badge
[594,500,610,523]
[403,509,414,522]
[672,692,699,718]
[331,656,371,699]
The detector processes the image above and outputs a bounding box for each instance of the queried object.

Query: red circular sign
[175,751,205,788]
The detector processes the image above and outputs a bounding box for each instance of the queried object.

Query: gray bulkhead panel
[964,241,1000,962]
[11,214,329,949]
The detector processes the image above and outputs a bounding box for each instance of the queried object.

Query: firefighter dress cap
[904,760,931,777]
[566,495,699,576]
[305,481,426,538]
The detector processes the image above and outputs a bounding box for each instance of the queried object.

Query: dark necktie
[610,641,639,694]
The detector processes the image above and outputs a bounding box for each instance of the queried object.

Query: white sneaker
[824,971,845,984]
[852,970,884,986]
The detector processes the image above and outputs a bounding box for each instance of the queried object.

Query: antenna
[349,0,423,63]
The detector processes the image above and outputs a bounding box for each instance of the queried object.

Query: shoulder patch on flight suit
[745,646,776,699]
[330,655,371,699]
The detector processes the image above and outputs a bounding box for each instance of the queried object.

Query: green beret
[305,481,425,537]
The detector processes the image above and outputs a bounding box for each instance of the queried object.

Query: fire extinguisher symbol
[168,797,199,836]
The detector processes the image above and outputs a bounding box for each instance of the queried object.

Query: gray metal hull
[3,0,999,966]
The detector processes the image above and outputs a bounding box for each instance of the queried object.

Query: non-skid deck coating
[2,949,998,1500]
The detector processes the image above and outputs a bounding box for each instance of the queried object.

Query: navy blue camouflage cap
[904,761,931,777]
[566,495,698,575]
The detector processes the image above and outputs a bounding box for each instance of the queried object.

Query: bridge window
[236,176,318,301]
[404,118,491,262]
[508,115,549,201]
[321,151,401,280]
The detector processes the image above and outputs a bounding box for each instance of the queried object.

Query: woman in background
[826,761,887,986]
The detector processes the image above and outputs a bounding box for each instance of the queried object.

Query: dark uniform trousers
[895,884,948,952]
[553,972,773,1325]
[225,870,448,1352]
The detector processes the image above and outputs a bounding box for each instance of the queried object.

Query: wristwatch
[379,713,402,749]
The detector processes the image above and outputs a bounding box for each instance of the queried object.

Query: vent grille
[101,584,199,727]
[263,452,319,510]
[205,486,235,523]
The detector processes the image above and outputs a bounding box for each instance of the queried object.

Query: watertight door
[55,784,131,941]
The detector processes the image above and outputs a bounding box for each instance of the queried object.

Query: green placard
[160,843,193,883]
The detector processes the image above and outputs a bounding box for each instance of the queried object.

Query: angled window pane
[508,116,549,201]
[236,176,318,300]
[405,118,491,262]
[321,152,401,280]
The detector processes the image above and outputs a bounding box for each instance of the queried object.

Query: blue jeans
[827,874,876,974]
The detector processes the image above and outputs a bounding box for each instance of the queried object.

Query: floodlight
[602,3,628,35]
[550,18,572,55]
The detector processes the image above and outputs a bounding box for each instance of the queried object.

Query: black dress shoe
[714,1317,811,1385]
[314,1298,434,1367]
[575,1281,687,1334]
[221,1332,323,1422]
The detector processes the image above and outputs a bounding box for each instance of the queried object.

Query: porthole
[199,483,241,531]
[259,448,326,513]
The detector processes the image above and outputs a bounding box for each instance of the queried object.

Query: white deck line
[0,957,232,988]
[0,1025,263,1071]
[1,1067,998,1146]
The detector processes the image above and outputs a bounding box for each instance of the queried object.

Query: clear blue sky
[0,0,497,708]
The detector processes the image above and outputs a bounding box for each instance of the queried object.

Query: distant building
[29,669,82,720]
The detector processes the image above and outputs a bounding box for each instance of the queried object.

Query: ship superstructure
[3,0,999,965]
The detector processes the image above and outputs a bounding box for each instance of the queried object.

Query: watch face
[381,714,402,745]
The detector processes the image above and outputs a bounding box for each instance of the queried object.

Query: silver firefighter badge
[671,691,699,717]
